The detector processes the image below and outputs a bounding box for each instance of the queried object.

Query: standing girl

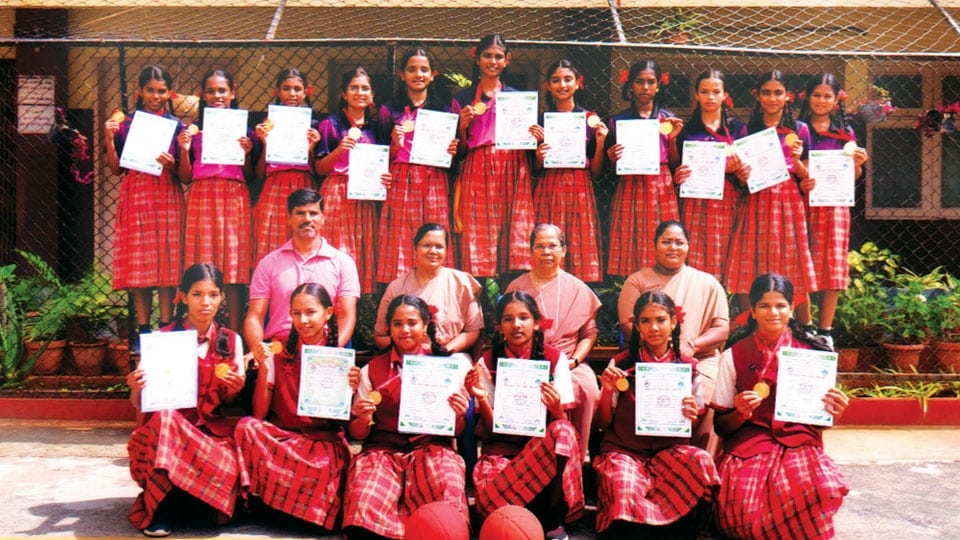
[673,70,748,282]
[470,291,584,540]
[126,263,245,537]
[234,283,356,531]
[605,60,683,275]
[711,273,848,539]
[531,59,607,282]
[798,74,869,347]
[343,295,471,539]
[178,69,256,331]
[594,291,719,539]
[316,67,392,293]
[104,65,185,333]
[450,34,535,277]
[252,68,321,266]
[377,49,457,285]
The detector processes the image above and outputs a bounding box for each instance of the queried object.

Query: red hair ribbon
[787,91,795,103]
[660,72,670,86]
[428,304,439,316]
[173,290,185,305]
[618,68,629,85]
[272,88,279,98]
[169,90,179,99]
[837,90,848,101]
[305,84,313,96]
[674,305,685,326]
[576,75,584,90]
[539,319,554,331]
[724,95,734,108]
[798,90,807,101]
[469,46,477,58]
[750,88,758,98]
[432,70,439,78]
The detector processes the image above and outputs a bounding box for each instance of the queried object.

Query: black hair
[684,69,733,136]
[286,188,323,214]
[491,291,546,362]
[621,60,662,110]
[273,67,312,106]
[654,219,688,244]
[337,67,385,138]
[285,283,339,355]
[627,291,682,364]
[747,70,798,134]
[384,295,449,356]
[544,59,581,111]
[726,273,832,351]
[797,72,849,134]
[413,222,449,247]
[135,65,174,114]
[529,223,566,249]
[391,48,448,111]
[470,34,510,85]
[197,69,238,127]
[173,263,232,358]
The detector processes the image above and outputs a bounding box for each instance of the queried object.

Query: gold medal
[369,390,382,405]
[185,124,199,136]
[659,121,674,135]
[402,120,415,132]
[843,141,858,156]
[262,118,274,132]
[215,363,230,379]
[472,102,487,115]
[269,341,283,355]
[784,133,799,147]
[615,377,630,392]
[109,109,126,123]
[753,381,770,399]
[348,127,362,140]
[586,114,601,129]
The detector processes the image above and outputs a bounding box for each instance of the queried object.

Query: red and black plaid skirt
[593,445,719,532]
[377,162,451,284]
[183,177,252,284]
[127,409,240,530]
[607,166,680,276]
[724,180,818,295]
[473,419,584,523]
[681,181,741,282]
[342,445,468,539]
[252,170,316,266]
[113,170,185,289]
[807,205,850,291]
[713,444,848,540]
[533,168,603,282]
[234,417,350,530]
[320,173,380,293]
[456,145,534,277]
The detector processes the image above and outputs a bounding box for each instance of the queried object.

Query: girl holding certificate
[178,69,257,330]
[711,273,848,540]
[725,70,818,326]
[377,49,458,285]
[604,60,683,275]
[252,68,321,266]
[343,295,470,539]
[673,70,748,282]
[126,263,246,537]
[316,67,392,293]
[594,291,718,539]
[798,74,869,349]
[104,65,185,335]
[235,283,356,531]
[531,59,607,282]
[471,291,584,540]
[450,34,535,277]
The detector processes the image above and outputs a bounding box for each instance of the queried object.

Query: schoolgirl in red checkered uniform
[605,60,684,276]
[594,291,719,539]
[103,65,185,331]
[343,295,471,539]
[798,74,869,344]
[471,291,584,540]
[252,68,321,267]
[316,67,393,293]
[449,34,535,276]
[531,59,607,282]
[673,70,748,283]
[711,274,849,539]
[725,71,818,326]
[377,49,457,285]
[235,283,356,531]
[178,70,258,330]
[125,264,246,537]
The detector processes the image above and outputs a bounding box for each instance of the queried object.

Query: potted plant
[850,84,895,123]
[879,268,945,372]
[0,263,31,388]
[928,273,960,372]
[654,8,704,44]
[54,264,122,376]
[10,250,68,375]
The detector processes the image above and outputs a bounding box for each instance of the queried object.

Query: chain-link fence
[4,2,960,353]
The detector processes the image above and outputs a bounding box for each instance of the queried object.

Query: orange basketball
[479,505,543,540]
[403,501,469,540]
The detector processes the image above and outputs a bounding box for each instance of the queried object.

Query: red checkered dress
[473,419,584,522]
[806,130,854,292]
[534,168,603,282]
[112,170,185,289]
[252,170,316,266]
[456,145,534,277]
[320,173,379,293]
[377,162,450,284]
[607,166,680,276]
[681,184,740,282]
[183,177,252,284]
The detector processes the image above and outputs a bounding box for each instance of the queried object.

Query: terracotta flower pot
[23,340,67,375]
[932,340,960,373]
[837,348,860,372]
[107,340,132,375]
[881,342,926,372]
[68,340,108,376]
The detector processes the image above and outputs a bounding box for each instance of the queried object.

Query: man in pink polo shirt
[244,189,360,362]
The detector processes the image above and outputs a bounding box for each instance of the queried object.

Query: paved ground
[1,419,958,538]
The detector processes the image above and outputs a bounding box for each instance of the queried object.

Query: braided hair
[392,48,449,112]
[491,291,546,362]
[135,65,174,115]
[384,295,450,356]
[627,291,682,364]
[172,263,232,358]
[273,67,312,106]
[747,70,798,134]
[543,59,582,111]
[621,59,663,111]
[469,34,510,86]
[797,72,850,134]
[197,69,238,128]
[284,283,339,356]
[685,69,733,136]
[725,273,831,351]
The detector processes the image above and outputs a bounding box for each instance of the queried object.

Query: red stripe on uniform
[607,166,680,276]
[183,177,252,284]
[533,168,603,282]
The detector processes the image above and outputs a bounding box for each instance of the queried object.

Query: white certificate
[808,149,855,207]
[679,140,727,200]
[200,108,248,166]
[543,112,587,169]
[138,330,198,413]
[409,109,458,168]
[264,104,312,165]
[634,362,692,437]
[297,345,355,420]
[492,358,549,437]
[616,119,661,176]
[347,143,389,200]
[734,127,791,193]
[773,347,838,427]
[118,110,178,176]
[398,355,465,436]
[495,91,538,150]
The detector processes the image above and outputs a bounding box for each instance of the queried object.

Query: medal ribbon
[473,81,501,107]
[814,128,852,142]
[751,331,791,385]
[342,108,365,131]
[705,122,733,145]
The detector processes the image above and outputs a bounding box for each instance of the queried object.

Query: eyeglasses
[533,244,564,252]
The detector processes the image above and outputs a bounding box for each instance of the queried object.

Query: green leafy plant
[0,263,30,388]
[928,273,960,342]
[654,8,704,43]
[834,243,900,347]
[880,268,947,345]
[52,264,124,343]
[10,249,68,342]
[844,380,949,417]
